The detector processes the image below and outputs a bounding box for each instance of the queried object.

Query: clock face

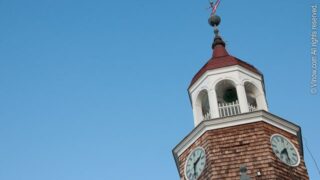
[184,147,206,180]
[270,134,300,166]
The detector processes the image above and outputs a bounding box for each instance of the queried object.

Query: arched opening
[195,90,211,121]
[244,82,260,112]
[215,80,240,117]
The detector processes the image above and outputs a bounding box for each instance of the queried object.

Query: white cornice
[173,110,300,157]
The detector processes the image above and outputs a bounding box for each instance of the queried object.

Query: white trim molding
[173,110,301,160]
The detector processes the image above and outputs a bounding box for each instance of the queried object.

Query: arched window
[201,93,210,119]
[216,80,238,103]
[215,80,240,117]
[196,90,211,121]
[244,82,259,112]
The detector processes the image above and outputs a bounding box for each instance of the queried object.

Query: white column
[236,84,249,113]
[192,101,200,126]
[209,89,220,118]
[257,93,269,111]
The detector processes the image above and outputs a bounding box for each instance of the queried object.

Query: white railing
[218,100,241,117]
[248,104,257,112]
[203,112,211,121]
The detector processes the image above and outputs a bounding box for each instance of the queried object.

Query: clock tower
[172,9,310,180]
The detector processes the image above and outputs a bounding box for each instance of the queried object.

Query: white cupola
[188,15,268,126]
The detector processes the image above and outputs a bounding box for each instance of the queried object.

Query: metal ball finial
[208,15,221,27]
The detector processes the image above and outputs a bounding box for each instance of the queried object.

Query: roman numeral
[292,157,297,162]
[272,144,277,148]
[272,139,276,143]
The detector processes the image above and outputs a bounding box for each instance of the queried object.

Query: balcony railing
[218,100,241,117]
[248,104,257,112]
[203,102,257,120]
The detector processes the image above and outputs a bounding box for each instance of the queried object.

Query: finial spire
[208,0,226,50]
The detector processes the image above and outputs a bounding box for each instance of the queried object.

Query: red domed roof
[189,40,262,88]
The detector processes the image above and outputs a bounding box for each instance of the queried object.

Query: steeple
[188,13,268,126]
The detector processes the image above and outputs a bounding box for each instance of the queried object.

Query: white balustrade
[206,101,257,119]
[218,100,241,117]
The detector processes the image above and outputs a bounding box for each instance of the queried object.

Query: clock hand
[283,143,293,163]
[193,156,201,177]
[193,157,201,169]
[281,148,291,164]
[286,150,292,163]
[280,148,286,158]
[193,164,198,178]
[194,156,201,165]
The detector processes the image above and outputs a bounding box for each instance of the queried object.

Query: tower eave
[172,110,303,170]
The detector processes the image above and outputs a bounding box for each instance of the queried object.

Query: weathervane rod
[209,0,221,15]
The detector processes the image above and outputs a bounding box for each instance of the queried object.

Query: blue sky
[0,0,319,179]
